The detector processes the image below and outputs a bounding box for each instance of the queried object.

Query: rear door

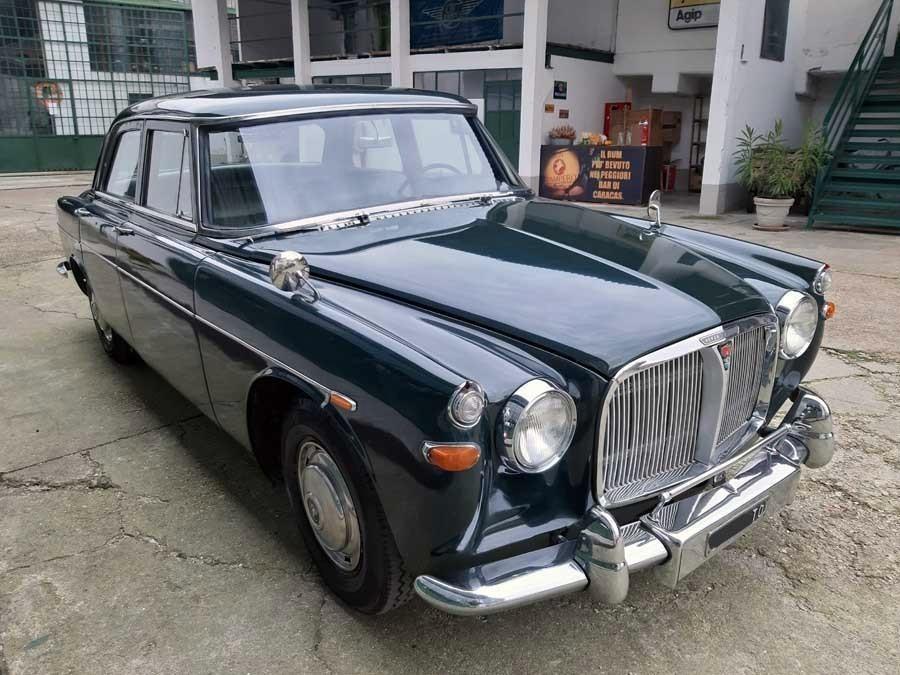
[81,121,142,340]
[115,120,214,418]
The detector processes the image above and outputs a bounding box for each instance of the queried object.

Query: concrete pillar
[191,0,236,88]
[290,0,312,85]
[518,0,549,187]
[390,0,412,88]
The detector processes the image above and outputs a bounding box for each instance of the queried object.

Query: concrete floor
[1,181,899,675]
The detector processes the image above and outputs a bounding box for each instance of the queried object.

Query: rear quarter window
[105,130,141,199]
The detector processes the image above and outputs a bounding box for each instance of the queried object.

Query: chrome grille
[717,325,768,444]
[601,351,703,495]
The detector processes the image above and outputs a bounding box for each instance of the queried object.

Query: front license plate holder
[706,499,769,553]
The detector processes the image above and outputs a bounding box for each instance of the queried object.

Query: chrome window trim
[594,313,780,507]
[128,101,475,125]
[94,190,198,233]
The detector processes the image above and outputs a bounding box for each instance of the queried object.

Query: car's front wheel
[281,399,412,614]
[88,286,136,364]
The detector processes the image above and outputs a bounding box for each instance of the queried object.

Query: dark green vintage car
[56,86,835,615]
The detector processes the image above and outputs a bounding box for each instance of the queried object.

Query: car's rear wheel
[88,286,136,364]
[281,399,412,614]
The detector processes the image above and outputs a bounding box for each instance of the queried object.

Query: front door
[483,79,521,167]
[115,121,214,418]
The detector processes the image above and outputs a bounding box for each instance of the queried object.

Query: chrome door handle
[114,224,135,236]
[74,207,90,217]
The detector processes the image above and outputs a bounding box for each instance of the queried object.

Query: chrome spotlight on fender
[269,250,319,301]
[647,189,663,232]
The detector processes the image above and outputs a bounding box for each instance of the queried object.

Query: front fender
[195,254,603,575]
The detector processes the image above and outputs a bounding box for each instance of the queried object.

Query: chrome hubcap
[297,440,361,571]
[89,291,113,342]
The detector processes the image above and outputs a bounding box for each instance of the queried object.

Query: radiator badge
[700,330,727,346]
[719,342,733,371]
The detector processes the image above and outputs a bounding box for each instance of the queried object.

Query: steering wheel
[397,163,464,197]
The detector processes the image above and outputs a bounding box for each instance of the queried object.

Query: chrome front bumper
[415,389,833,616]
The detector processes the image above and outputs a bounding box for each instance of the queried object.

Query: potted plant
[734,121,828,230]
[549,124,576,146]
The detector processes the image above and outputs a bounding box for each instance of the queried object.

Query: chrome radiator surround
[596,314,780,507]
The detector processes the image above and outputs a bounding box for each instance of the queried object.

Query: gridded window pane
[761,0,790,61]
[106,129,141,199]
[309,0,391,58]
[436,70,460,95]
[145,130,191,220]
[461,70,485,99]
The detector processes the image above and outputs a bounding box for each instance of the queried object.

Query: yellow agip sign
[669,0,720,29]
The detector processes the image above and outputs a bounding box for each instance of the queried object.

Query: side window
[105,130,141,199]
[144,129,193,221]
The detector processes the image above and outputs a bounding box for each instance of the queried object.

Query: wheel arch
[245,367,369,481]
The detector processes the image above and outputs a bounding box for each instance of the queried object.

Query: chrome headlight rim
[501,379,577,473]
[775,290,819,359]
[813,264,833,295]
[448,380,486,429]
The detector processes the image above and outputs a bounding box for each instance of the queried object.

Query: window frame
[136,120,198,232]
[760,0,791,62]
[96,121,145,201]
[196,108,524,238]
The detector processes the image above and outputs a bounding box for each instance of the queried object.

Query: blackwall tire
[88,286,137,364]
[281,398,413,614]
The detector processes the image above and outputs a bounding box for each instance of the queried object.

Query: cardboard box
[662,111,682,143]
[689,170,703,193]
[626,108,664,147]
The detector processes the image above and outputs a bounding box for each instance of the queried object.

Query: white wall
[613,0,718,80]
[801,0,886,75]
[538,55,627,141]
[701,0,813,214]
[547,0,617,51]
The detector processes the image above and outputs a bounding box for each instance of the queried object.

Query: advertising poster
[539,145,662,205]
[669,0,720,30]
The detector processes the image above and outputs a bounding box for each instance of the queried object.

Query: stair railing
[808,0,895,227]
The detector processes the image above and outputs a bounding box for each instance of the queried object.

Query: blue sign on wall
[411,0,504,49]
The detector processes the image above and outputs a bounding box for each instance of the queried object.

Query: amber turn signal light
[823,302,836,320]
[329,392,357,412]
[424,443,481,472]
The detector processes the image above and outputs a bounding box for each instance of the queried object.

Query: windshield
[206,112,510,229]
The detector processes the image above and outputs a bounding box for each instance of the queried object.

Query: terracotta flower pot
[753,196,795,231]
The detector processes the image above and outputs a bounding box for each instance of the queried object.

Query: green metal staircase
[809,0,900,231]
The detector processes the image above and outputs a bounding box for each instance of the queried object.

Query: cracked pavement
[1,179,898,674]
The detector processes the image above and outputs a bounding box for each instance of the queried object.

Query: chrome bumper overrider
[414,389,833,616]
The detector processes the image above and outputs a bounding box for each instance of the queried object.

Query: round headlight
[813,265,833,295]
[777,290,818,359]
[501,380,577,473]
[448,381,486,428]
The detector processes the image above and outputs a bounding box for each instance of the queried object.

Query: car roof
[116,85,475,124]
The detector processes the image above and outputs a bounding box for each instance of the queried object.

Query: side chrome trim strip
[82,242,352,410]
[192,312,333,401]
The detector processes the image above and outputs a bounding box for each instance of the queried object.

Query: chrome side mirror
[270,250,318,301]
[647,190,663,231]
